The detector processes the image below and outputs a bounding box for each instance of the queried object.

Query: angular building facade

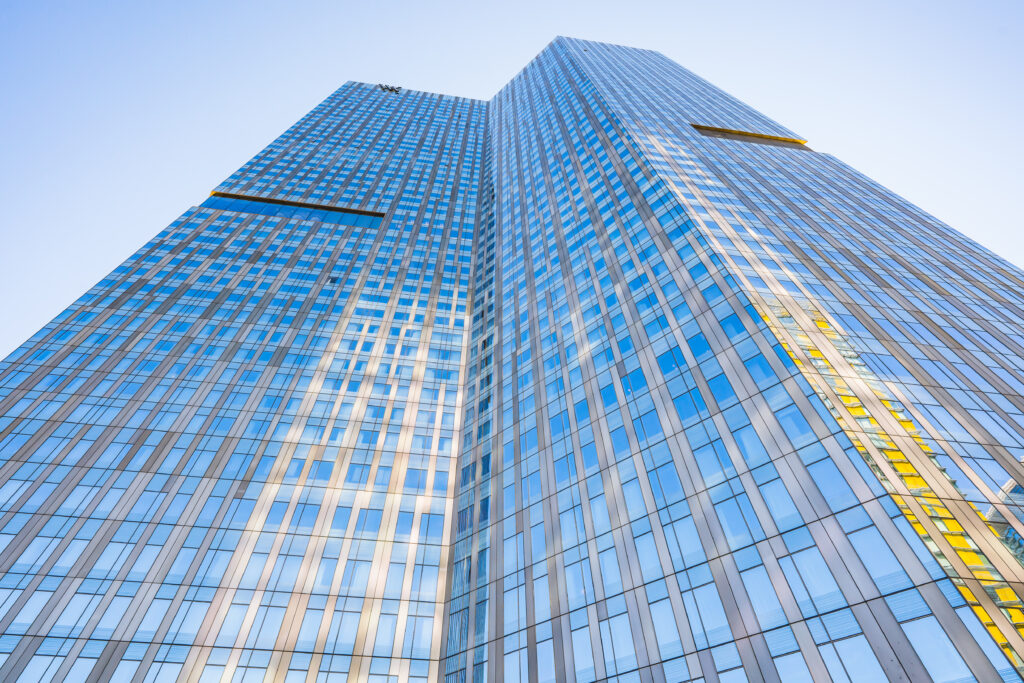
[0,36,1023,682]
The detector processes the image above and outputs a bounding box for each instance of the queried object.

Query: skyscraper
[0,35,1022,682]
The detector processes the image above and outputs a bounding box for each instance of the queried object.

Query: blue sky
[1,0,1022,359]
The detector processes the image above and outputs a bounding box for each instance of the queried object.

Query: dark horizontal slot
[691,124,809,149]
[201,192,385,228]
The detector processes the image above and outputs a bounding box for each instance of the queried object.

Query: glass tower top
[1,36,1024,683]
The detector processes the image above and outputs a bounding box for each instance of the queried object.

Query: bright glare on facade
[1,36,1023,682]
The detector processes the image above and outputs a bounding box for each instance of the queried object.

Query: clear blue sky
[2,0,1022,359]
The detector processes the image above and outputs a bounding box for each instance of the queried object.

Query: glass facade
[1,37,1023,682]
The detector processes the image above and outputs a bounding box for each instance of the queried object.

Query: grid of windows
[0,84,483,682]
[1,37,1023,682]
[443,37,1024,683]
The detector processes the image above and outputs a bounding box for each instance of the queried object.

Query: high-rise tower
[1,37,1023,682]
